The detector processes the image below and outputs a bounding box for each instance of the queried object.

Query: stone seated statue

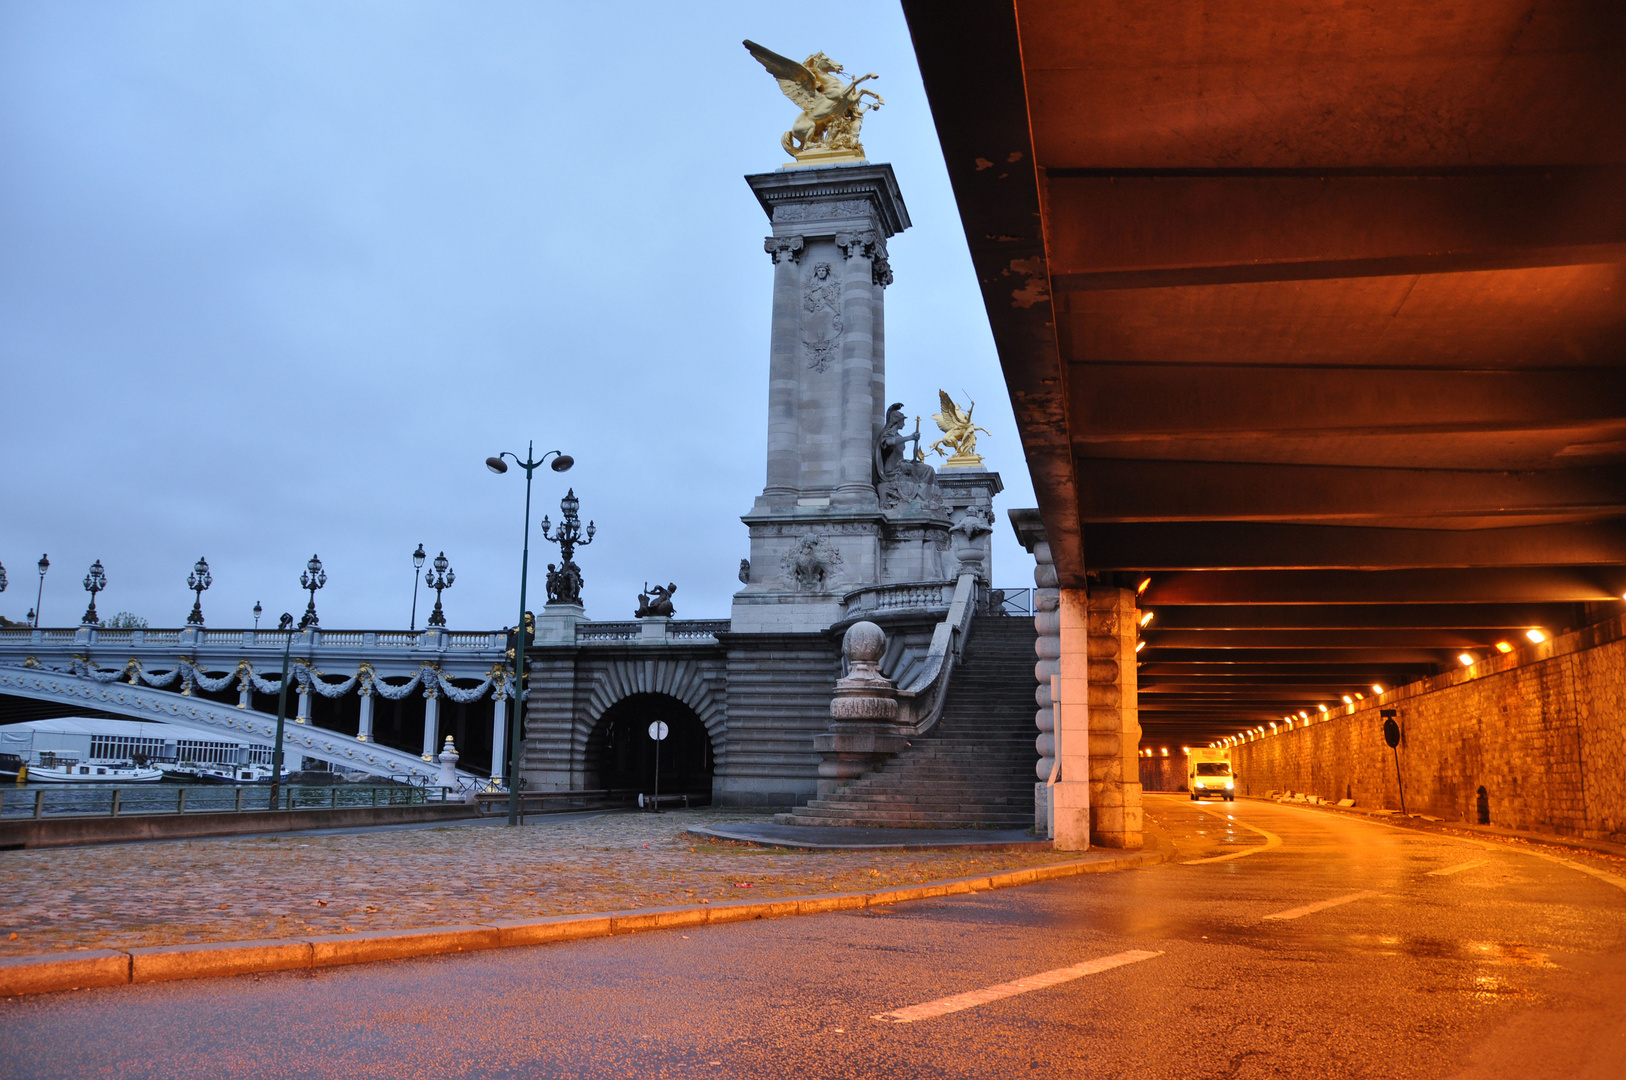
[874,402,946,513]
[635,582,677,618]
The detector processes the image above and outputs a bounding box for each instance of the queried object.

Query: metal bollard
[111,789,122,817]
[235,787,244,813]
[330,786,337,808]
[177,788,188,814]
[34,789,44,819]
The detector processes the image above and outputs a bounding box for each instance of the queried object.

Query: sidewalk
[0,808,1091,960]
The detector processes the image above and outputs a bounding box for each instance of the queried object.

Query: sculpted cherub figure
[930,391,991,462]
[744,40,883,160]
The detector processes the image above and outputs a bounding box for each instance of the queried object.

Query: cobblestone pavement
[0,809,1074,957]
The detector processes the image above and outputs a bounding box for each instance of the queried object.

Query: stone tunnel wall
[1233,613,1626,844]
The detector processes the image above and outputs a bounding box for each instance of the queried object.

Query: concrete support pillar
[421,685,440,761]
[1052,588,1093,849]
[764,235,804,499]
[356,687,374,743]
[1086,586,1143,848]
[490,693,508,782]
[1032,540,1061,837]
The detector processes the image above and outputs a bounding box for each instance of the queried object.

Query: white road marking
[1519,849,1626,893]
[1262,890,1382,921]
[1182,807,1283,864]
[1428,859,1490,877]
[872,950,1163,1023]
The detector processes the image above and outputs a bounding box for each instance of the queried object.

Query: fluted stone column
[354,685,373,743]
[834,228,881,506]
[764,234,804,499]
[421,683,441,760]
[490,690,508,782]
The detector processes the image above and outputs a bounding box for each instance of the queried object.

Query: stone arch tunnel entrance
[585,693,714,798]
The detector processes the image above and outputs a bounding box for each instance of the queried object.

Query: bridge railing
[0,784,459,820]
[573,620,729,644]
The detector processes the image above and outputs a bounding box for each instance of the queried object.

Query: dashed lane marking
[1428,859,1490,877]
[1181,807,1283,865]
[1261,890,1382,922]
[872,950,1164,1023]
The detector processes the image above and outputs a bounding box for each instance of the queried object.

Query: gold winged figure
[743,40,883,164]
[930,391,991,468]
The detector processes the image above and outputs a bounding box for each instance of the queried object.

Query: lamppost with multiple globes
[485,442,573,825]
[410,543,426,631]
[298,554,326,630]
[186,556,212,626]
[540,489,595,605]
[81,560,106,627]
[34,554,48,628]
[0,562,7,608]
[424,551,455,628]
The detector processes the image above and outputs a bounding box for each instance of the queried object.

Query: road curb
[0,847,1166,997]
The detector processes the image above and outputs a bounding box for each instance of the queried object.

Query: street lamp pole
[269,614,294,809]
[486,442,573,826]
[34,554,48,628]
[410,544,426,631]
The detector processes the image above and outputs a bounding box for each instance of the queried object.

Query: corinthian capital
[764,235,805,264]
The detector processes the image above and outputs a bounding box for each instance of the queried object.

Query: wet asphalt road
[4,795,1625,1080]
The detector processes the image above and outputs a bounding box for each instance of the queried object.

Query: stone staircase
[776,615,1039,828]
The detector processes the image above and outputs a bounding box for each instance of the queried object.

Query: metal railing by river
[0,783,457,820]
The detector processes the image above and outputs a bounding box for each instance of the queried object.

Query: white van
[1187,749,1235,801]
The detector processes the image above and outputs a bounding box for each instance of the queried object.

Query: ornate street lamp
[410,543,426,631]
[424,551,455,628]
[485,442,573,825]
[81,560,107,626]
[269,612,295,808]
[34,554,48,628]
[540,488,596,606]
[298,554,326,630]
[253,600,262,629]
[0,561,8,600]
[186,556,212,626]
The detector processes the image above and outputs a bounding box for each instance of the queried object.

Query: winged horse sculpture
[930,391,991,466]
[743,40,883,162]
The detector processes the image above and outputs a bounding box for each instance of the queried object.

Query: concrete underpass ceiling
[903,0,1626,747]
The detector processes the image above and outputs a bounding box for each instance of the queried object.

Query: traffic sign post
[1381,710,1406,815]
[648,720,669,813]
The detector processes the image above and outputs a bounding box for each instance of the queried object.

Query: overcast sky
[0,2,1036,631]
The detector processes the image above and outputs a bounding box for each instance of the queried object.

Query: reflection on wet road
[4,795,1625,1079]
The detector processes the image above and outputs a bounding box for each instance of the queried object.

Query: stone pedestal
[436,736,459,790]
[1085,586,1143,848]
[533,603,587,645]
[938,469,1003,584]
[813,621,906,797]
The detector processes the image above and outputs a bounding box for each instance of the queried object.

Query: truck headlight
[1225,780,1234,789]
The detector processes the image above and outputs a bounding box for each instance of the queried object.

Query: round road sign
[648,721,669,741]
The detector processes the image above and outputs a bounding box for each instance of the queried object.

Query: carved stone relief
[802,261,843,373]
[772,199,871,223]
[780,534,844,593]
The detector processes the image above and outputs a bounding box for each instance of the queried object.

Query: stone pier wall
[1233,614,1626,843]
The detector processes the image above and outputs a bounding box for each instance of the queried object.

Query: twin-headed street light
[486,443,573,826]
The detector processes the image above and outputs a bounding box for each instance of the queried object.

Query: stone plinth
[938,469,1003,584]
[814,621,906,797]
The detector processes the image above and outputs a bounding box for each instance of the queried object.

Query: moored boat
[25,759,164,783]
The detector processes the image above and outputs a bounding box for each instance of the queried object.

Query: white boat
[25,759,164,784]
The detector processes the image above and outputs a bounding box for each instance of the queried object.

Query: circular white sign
[648,721,669,741]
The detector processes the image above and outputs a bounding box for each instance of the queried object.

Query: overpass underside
[904,0,1626,845]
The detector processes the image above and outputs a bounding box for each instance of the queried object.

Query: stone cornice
[744,162,911,237]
